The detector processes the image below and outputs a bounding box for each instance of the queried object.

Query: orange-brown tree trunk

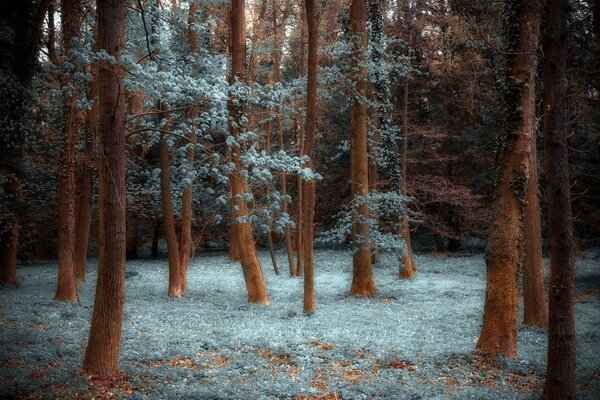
[294,3,307,278]
[83,0,127,379]
[398,76,416,279]
[541,0,576,397]
[476,0,542,359]
[302,0,318,313]
[349,0,375,297]
[229,0,269,304]
[74,26,99,283]
[0,178,20,285]
[159,127,182,298]
[273,0,296,276]
[55,0,82,301]
[522,137,548,327]
[74,131,92,282]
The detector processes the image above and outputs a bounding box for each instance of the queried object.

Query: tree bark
[349,0,375,297]
[159,126,182,298]
[477,0,542,359]
[229,0,269,304]
[541,0,576,397]
[273,0,296,276]
[302,0,318,313]
[55,0,82,301]
[83,0,126,379]
[522,130,548,327]
[398,76,416,278]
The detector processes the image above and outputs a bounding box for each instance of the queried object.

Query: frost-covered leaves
[318,191,416,256]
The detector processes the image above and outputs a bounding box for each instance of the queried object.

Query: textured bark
[477,0,542,359]
[541,0,576,397]
[522,132,548,327]
[349,0,375,297]
[294,2,307,278]
[74,131,93,281]
[159,127,182,298]
[229,0,269,304]
[83,0,126,379]
[0,0,50,286]
[55,0,82,301]
[0,179,20,285]
[75,26,99,282]
[398,76,416,279]
[273,0,296,277]
[302,0,318,313]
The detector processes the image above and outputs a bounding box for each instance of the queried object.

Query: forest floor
[0,249,599,399]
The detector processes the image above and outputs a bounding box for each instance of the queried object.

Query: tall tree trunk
[398,75,416,278]
[0,179,20,285]
[522,133,548,327]
[55,0,82,301]
[179,1,200,292]
[476,0,542,359]
[302,0,318,313]
[83,0,126,379]
[75,26,99,282]
[349,0,375,297]
[541,0,576,397]
[0,0,50,286]
[159,127,182,298]
[273,0,296,276]
[74,122,93,282]
[295,2,307,277]
[229,0,269,304]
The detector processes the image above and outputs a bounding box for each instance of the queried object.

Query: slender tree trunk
[523,133,548,327]
[55,0,82,301]
[542,0,576,397]
[83,0,126,379]
[75,28,99,282]
[273,0,296,276]
[368,156,380,264]
[179,1,200,292]
[295,2,307,277]
[0,179,20,285]
[159,126,182,298]
[477,0,542,359]
[229,0,269,304]
[74,127,93,282]
[398,75,416,278]
[349,0,375,297]
[302,0,318,313]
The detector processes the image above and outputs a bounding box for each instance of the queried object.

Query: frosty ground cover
[1,249,599,399]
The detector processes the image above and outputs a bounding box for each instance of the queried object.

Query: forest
[0,0,599,398]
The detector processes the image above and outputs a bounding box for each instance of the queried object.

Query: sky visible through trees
[0,0,599,398]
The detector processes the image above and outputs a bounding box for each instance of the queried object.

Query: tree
[179,0,200,292]
[302,0,318,313]
[83,0,127,378]
[542,0,576,396]
[349,0,376,297]
[0,0,50,285]
[229,0,269,304]
[273,0,296,277]
[55,0,82,301]
[397,1,416,278]
[477,0,543,358]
